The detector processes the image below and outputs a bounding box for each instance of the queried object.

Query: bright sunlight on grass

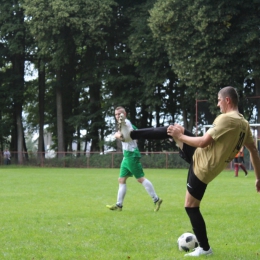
[0,167,259,260]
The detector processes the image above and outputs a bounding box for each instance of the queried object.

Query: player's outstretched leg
[131,126,170,140]
[118,113,170,142]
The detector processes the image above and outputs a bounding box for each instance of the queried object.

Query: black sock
[185,207,210,251]
[130,126,170,140]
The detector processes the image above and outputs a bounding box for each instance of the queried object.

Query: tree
[149,0,260,120]
[0,0,28,163]
[24,0,117,156]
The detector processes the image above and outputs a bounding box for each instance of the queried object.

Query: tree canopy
[0,0,259,158]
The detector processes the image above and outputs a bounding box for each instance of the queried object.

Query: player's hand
[167,124,183,138]
[256,179,260,193]
[114,131,121,139]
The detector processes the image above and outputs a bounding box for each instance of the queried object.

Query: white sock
[142,179,159,203]
[117,184,126,207]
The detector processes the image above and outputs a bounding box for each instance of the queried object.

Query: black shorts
[186,160,207,201]
[179,129,207,201]
[234,157,244,164]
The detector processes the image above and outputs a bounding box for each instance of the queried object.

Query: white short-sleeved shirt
[121,119,141,158]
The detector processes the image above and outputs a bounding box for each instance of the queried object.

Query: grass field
[0,167,259,260]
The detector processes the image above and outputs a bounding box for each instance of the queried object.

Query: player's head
[217,86,239,113]
[115,106,126,121]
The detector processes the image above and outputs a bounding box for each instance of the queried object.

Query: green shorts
[119,157,145,179]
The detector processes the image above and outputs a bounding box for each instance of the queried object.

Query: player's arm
[244,141,260,192]
[114,131,121,139]
[178,132,213,148]
[167,124,213,148]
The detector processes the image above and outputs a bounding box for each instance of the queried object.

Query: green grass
[0,167,259,260]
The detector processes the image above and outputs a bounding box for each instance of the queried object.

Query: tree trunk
[56,69,65,158]
[89,83,101,152]
[38,58,46,160]
[77,127,81,157]
[10,111,17,158]
[15,105,24,164]
[23,131,28,161]
[12,53,25,164]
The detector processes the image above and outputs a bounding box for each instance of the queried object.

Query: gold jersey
[193,111,254,184]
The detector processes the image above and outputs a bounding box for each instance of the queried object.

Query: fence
[0,151,190,169]
[0,150,253,170]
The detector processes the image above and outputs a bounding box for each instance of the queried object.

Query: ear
[225,97,231,104]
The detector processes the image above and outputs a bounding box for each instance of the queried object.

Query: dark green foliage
[0,0,259,153]
[149,0,260,115]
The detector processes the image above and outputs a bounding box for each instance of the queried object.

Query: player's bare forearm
[167,124,213,148]
[245,142,260,192]
[177,135,207,148]
[250,153,260,181]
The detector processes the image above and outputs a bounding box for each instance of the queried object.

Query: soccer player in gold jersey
[119,86,260,257]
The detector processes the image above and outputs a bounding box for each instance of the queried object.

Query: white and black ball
[177,232,199,252]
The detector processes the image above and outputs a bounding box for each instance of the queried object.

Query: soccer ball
[177,232,199,252]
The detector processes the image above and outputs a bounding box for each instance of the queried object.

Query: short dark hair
[219,86,239,106]
[115,106,125,111]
